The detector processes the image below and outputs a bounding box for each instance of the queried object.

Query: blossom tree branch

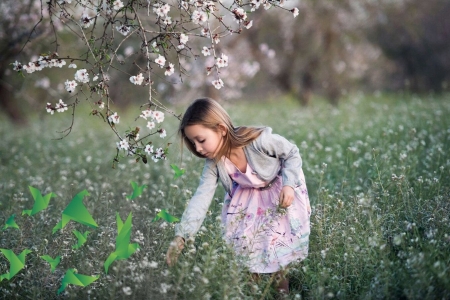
[11,0,300,166]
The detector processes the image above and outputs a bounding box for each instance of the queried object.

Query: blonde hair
[179,98,264,161]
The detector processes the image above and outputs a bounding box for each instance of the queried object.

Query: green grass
[0,93,449,299]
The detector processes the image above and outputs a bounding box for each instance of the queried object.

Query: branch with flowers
[11,0,299,167]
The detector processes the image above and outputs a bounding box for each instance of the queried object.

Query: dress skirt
[221,158,311,273]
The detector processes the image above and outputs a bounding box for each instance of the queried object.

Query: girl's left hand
[279,186,295,208]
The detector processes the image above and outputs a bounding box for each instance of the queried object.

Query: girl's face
[184,124,225,159]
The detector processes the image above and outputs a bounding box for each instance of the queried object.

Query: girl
[166,98,311,295]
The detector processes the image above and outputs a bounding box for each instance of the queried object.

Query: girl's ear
[218,123,227,136]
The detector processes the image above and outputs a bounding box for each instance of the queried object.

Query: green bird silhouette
[152,209,180,223]
[41,255,61,273]
[0,248,32,281]
[22,186,56,216]
[72,230,90,249]
[52,190,98,234]
[57,268,100,295]
[3,214,19,230]
[104,212,140,274]
[170,164,186,179]
[126,181,147,200]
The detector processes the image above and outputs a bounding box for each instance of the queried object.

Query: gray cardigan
[174,127,303,239]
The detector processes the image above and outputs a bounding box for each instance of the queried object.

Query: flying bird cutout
[103,212,139,274]
[0,248,32,281]
[57,268,99,294]
[22,186,55,216]
[126,181,147,200]
[152,209,180,223]
[52,190,98,234]
[72,230,90,249]
[41,255,61,273]
[3,214,19,230]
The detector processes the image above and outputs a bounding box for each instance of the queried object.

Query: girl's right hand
[166,236,185,266]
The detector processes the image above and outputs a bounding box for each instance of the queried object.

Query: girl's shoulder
[252,127,273,144]
[251,127,295,152]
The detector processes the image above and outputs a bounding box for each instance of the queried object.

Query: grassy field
[0,93,449,299]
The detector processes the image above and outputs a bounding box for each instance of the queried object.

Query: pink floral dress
[221,157,311,273]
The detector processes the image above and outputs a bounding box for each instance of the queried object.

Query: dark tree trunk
[0,75,27,125]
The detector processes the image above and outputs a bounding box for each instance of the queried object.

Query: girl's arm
[174,159,218,240]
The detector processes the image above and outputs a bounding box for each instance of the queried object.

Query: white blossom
[140,109,153,120]
[180,33,189,44]
[74,69,90,83]
[162,16,172,25]
[154,3,170,17]
[153,111,165,123]
[212,78,224,89]
[201,28,210,37]
[53,59,66,68]
[159,129,167,138]
[68,63,77,68]
[117,139,129,150]
[116,24,131,36]
[80,13,94,28]
[122,286,132,296]
[55,99,68,112]
[192,10,208,24]
[291,7,299,18]
[46,103,55,115]
[216,53,228,68]
[108,112,120,124]
[147,121,155,130]
[232,8,247,23]
[155,55,166,68]
[130,73,144,85]
[113,0,124,10]
[64,80,78,93]
[250,0,261,11]
[23,63,36,74]
[165,63,175,76]
[144,144,154,155]
[152,147,166,162]
[202,47,210,56]
[12,61,22,71]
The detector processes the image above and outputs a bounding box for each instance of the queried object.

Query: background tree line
[1,0,449,124]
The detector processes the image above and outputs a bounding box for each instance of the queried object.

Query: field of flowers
[0,93,449,299]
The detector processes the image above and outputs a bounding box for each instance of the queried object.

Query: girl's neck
[228,147,243,158]
[227,147,247,173]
